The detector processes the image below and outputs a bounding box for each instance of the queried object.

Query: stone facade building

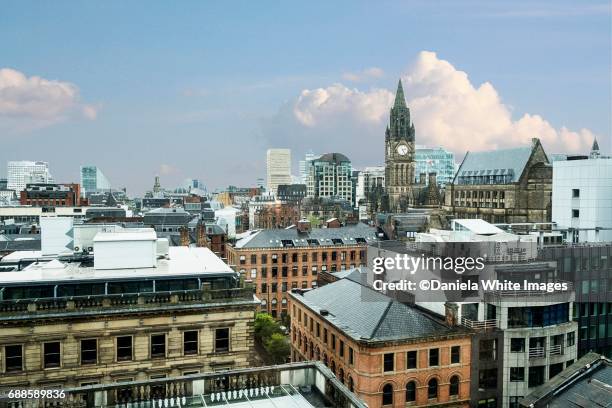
[384,80,433,211]
[444,138,552,226]
[290,278,472,408]
[227,222,377,319]
[0,235,257,391]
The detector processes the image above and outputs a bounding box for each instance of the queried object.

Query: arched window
[330,361,336,375]
[382,383,393,406]
[406,381,416,402]
[449,375,459,396]
[428,378,438,399]
[323,353,328,366]
[339,368,344,384]
[348,376,354,392]
[315,347,320,360]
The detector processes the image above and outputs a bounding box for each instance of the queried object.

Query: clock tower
[385,79,416,210]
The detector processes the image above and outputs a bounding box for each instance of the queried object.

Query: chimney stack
[428,172,437,187]
[179,226,189,247]
[419,173,426,185]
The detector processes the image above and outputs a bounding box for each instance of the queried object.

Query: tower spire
[592,137,600,152]
[393,78,407,109]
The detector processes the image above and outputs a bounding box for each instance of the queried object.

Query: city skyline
[1,1,610,195]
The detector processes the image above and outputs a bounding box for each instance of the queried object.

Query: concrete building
[227,221,377,319]
[290,277,472,408]
[80,165,111,196]
[415,146,456,187]
[444,138,552,226]
[276,184,307,203]
[306,153,354,205]
[551,140,612,243]
[7,161,53,193]
[266,149,292,196]
[0,228,258,391]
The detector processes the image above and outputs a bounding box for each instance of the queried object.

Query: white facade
[7,161,53,193]
[93,229,157,270]
[552,157,612,242]
[266,148,292,196]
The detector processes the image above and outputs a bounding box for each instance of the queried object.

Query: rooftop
[59,361,366,408]
[234,223,377,249]
[520,352,612,407]
[455,145,535,183]
[0,246,234,285]
[291,278,459,343]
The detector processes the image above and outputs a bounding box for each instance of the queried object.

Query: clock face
[396,144,409,156]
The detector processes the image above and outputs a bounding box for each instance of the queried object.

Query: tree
[254,313,282,342]
[265,333,291,364]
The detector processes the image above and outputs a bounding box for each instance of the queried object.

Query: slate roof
[234,223,378,249]
[455,145,534,183]
[0,234,41,253]
[143,207,195,226]
[520,352,612,407]
[291,278,456,342]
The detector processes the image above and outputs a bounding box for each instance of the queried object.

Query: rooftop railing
[0,362,367,408]
[0,286,254,317]
[460,317,498,331]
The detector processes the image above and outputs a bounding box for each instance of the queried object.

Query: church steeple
[393,79,407,109]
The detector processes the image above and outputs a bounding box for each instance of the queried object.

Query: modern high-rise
[415,145,456,186]
[551,139,612,243]
[80,165,111,195]
[299,151,319,184]
[306,153,354,205]
[266,149,292,196]
[7,161,53,193]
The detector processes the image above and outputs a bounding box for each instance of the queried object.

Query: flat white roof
[93,228,157,242]
[452,219,506,235]
[0,247,234,285]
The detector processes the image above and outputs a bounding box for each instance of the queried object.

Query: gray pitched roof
[293,278,455,342]
[455,146,534,183]
[234,223,378,249]
[520,352,612,407]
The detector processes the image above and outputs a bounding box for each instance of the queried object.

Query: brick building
[444,138,552,226]
[227,221,378,319]
[253,202,300,229]
[289,278,472,408]
[20,183,87,207]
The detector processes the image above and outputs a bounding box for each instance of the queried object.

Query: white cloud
[342,67,385,82]
[270,51,595,161]
[159,163,179,176]
[0,68,97,130]
[293,84,393,127]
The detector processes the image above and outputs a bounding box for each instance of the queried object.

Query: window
[339,341,344,357]
[451,346,460,364]
[383,353,394,372]
[429,348,439,366]
[80,339,97,365]
[250,269,257,278]
[43,342,61,368]
[567,331,576,346]
[427,378,438,399]
[349,347,354,365]
[215,328,230,352]
[151,334,166,358]
[528,366,545,388]
[449,375,459,396]
[382,383,393,406]
[406,381,416,402]
[510,338,525,352]
[572,209,579,218]
[509,396,522,408]
[572,189,580,198]
[479,368,497,389]
[331,334,336,350]
[250,254,257,264]
[184,331,198,355]
[549,363,564,379]
[117,336,133,361]
[323,328,328,343]
[4,345,23,372]
[407,350,417,369]
[510,367,524,381]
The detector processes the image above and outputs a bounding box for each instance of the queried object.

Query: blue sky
[1,0,610,194]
